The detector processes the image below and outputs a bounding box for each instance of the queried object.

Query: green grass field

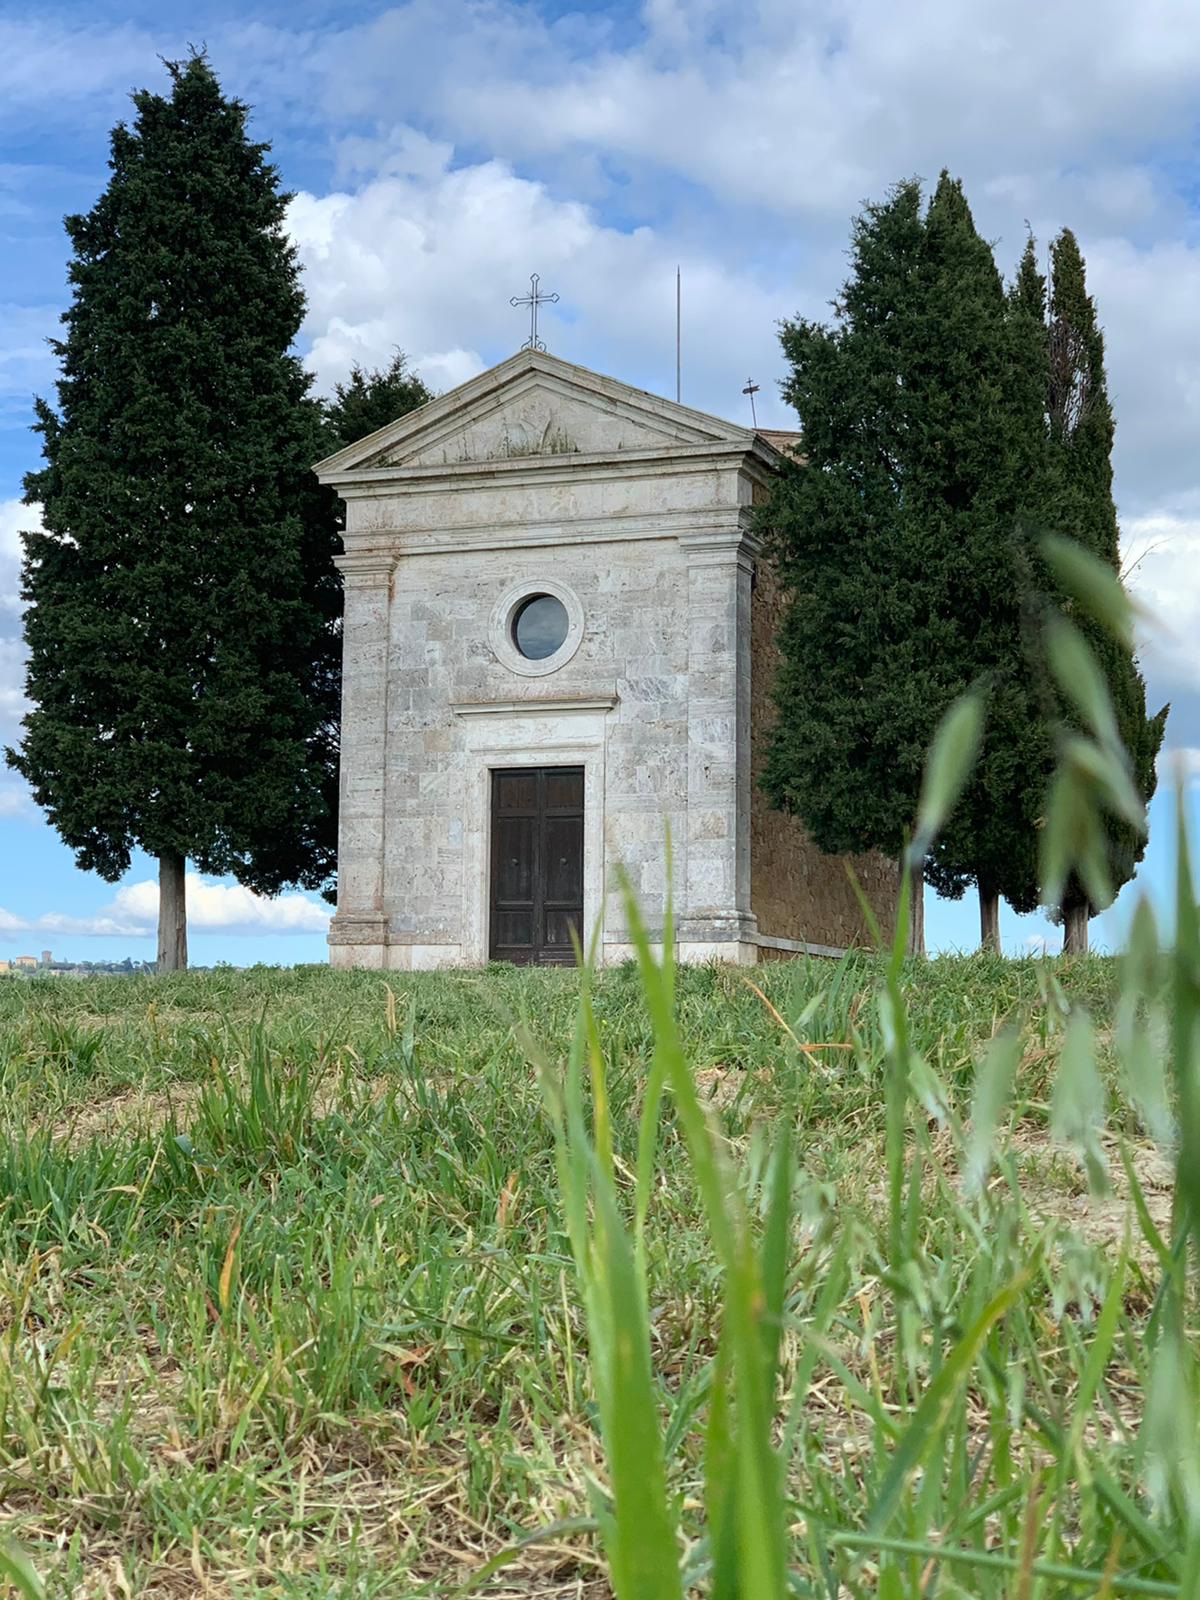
[0,952,1187,1597]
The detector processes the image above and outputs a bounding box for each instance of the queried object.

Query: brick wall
[749,556,900,948]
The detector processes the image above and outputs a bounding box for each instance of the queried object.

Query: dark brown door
[490,767,584,965]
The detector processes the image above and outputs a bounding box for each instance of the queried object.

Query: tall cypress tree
[917,190,1052,947]
[761,179,934,945]
[7,55,335,970]
[1042,230,1166,952]
[762,175,1050,950]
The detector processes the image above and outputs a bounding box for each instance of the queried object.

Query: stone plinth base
[328,917,469,971]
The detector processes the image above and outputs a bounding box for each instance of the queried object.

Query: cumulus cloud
[316,0,1200,224]
[4,0,1200,876]
[113,876,331,934]
[289,137,791,426]
[1088,243,1200,515]
[1123,512,1200,697]
[277,1,1200,515]
[0,873,331,941]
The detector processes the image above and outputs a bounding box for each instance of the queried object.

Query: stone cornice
[328,914,390,945]
[678,520,762,566]
[323,437,780,499]
[333,552,396,582]
[314,347,776,478]
[341,507,758,562]
[452,695,619,718]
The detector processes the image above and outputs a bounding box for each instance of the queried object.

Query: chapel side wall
[749,556,900,949]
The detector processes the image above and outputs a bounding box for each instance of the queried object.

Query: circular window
[489,580,584,677]
[512,593,569,660]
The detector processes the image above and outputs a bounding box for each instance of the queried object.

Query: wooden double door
[489,767,584,965]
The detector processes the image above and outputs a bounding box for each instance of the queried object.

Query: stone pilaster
[328,552,394,966]
[677,524,758,960]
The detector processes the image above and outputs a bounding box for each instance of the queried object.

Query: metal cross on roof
[742,377,760,428]
[510,273,559,352]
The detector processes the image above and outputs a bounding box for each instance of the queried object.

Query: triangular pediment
[314,350,759,477]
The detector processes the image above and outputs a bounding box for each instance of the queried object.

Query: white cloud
[1123,512,1200,695]
[0,498,35,744]
[0,20,162,119]
[0,781,31,820]
[289,141,790,426]
[274,2,1200,507]
[321,0,1200,223]
[1087,243,1200,514]
[111,876,331,934]
[4,0,1200,866]
[0,873,331,941]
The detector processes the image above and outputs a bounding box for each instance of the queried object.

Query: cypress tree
[917,195,1054,948]
[1042,230,1166,952]
[324,354,433,448]
[762,175,1052,951]
[6,55,335,970]
[761,179,935,946]
[275,354,436,906]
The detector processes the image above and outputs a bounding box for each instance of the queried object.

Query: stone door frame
[453,702,610,966]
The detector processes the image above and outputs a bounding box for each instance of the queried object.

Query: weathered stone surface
[315,349,898,968]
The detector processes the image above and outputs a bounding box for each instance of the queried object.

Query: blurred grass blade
[1063,1254,1126,1472]
[1051,1011,1109,1194]
[584,1139,685,1598]
[965,1027,1021,1197]
[0,1543,44,1600]
[760,1124,793,1393]
[1045,616,1126,761]
[704,1331,738,1600]
[1171,777,1200,1264]
[1042,534,1136,648]
[536,933,683,1599]
[620,871,789,1598]
[909,689,985,865]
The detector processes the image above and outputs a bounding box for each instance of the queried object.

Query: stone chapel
[314,349,899,969]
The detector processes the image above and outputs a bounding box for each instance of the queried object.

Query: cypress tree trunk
[1062,900,1089,956]
[157,852,187,972]
[906,860,926,957]
[979,885,1001,953]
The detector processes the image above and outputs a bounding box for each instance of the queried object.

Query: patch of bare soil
[1009,1126,1174,1252]
[48,1082,206,1148]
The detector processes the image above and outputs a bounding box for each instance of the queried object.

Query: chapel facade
[315,349,898,969]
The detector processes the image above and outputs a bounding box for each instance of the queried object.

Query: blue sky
[2,0,1199,962]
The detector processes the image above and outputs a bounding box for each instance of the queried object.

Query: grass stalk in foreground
[536,885,792,1600]
[535,560,1198,1595]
